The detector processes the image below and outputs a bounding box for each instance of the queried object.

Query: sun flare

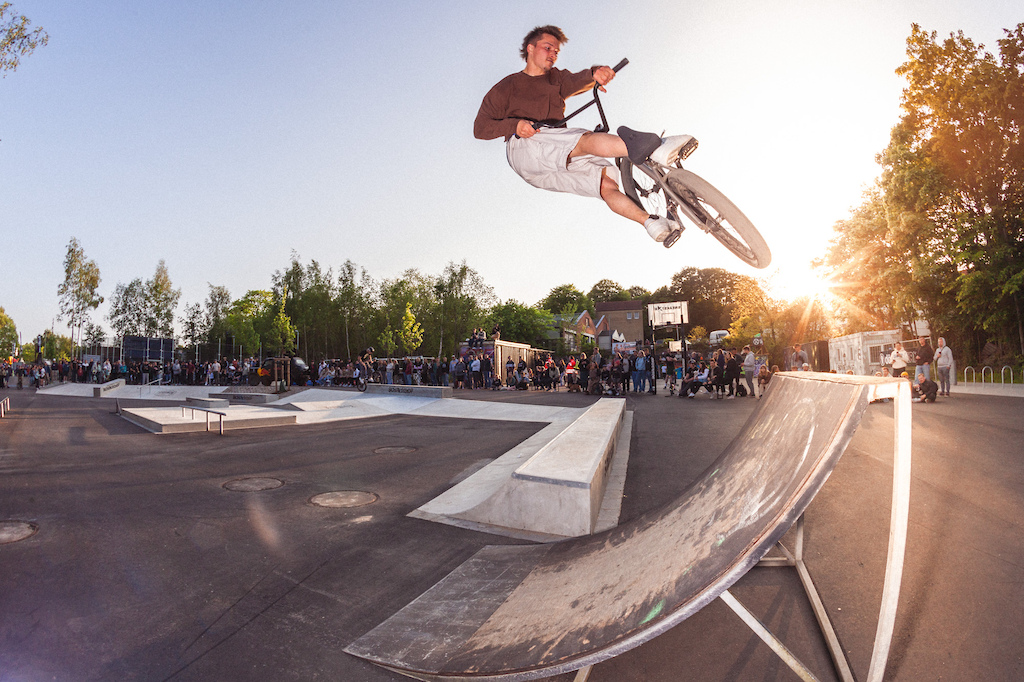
[764,267,835,304]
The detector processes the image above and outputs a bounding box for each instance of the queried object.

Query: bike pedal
[663,228,683,248]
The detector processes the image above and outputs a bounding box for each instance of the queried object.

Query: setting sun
[763,267,835,304]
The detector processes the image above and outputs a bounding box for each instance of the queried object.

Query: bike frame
[536,58,710,234]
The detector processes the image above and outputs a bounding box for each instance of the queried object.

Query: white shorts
[506,127,618,199]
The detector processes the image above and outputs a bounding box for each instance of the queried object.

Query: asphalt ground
[0,385,1021,681]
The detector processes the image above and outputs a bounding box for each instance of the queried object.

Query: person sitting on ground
[682,362,710,398]
[913,372,939,403]
[474,25,688,245]
[757,364,771,396]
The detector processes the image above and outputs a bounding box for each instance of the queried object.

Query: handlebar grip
[612,58,629,72]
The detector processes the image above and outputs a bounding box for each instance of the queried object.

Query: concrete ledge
[219,392,278,404]
[365,384,452,399]
[93,379,125,398]
[412,398,625,538]
[186,397,230,409]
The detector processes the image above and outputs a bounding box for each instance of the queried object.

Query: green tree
[224,290,275,357]
[0,306,17,357]
[82,321,106,349]
[879,23,1024,359]
[430,261,494,356]
[336,260,375,361]
[539,284,594,319]
[398,302,424,355]
[263,295,296,356]
[669,267,740,332]
[108,278,147,338]
[485,300,554,347]
[0,3,48,76]
[42,329,73,361]
[204,284,232,343]
[178,302,206,350]
[57,237,103,357]
[146,260,181,337]
[587,279,629,303]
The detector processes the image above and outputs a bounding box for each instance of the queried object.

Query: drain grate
[0,521,38,544]
[310,491,379,508]
[223,477,284,492]
[373,446,417,455]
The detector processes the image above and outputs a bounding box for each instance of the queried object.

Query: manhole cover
[373,446,417,454]
[223,477,284,492]
[0,521,38,544]
[310,491,379,508]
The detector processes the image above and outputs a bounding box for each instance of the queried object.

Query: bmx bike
[534,59,771,269]
[353,358,383,392]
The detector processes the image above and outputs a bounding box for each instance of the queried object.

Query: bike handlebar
[530,58,628,132]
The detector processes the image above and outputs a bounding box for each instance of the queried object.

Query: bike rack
[1001,366,1014,384]
[963,366,976,383]
[981,366,994,383]
[0,396,10,418]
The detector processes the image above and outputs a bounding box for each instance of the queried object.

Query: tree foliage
[0,306,16,357]
[57,238,103,356]
[669,267,740,332]
[824,23,1024,363]
[539,284,594,319]
[0,3,48,77]
[485,300,554,347]
[588,279,629,303]
[107,261,181,339]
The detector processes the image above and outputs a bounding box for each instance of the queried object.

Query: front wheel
[665,170,771,269]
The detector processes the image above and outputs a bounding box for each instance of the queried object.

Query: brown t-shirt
[474,67,597,141]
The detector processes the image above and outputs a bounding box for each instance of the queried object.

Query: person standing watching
[915,336,934,381]
[889,342,909,376]
[741,345,756,397]
[789,343,808,371]
[934,337,954,396]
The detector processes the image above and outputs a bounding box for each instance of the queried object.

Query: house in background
[541,310,604,353]
[595,300,645,349]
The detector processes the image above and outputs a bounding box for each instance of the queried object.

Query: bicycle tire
[356,377,367,392]
[665,169,771,268]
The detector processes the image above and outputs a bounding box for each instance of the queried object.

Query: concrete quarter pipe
[345,374,886,680]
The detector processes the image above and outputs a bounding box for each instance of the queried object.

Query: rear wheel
[665,170,771,269]
[619,158,667,218]
[356,376,367,392]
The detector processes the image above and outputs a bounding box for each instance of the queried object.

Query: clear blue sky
[1,0,1020,342]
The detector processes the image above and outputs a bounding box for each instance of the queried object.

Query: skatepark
[1,377,1022,680]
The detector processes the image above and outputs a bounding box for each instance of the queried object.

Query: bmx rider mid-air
[474,25,681,244]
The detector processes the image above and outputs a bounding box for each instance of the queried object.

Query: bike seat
[617,126,662,165]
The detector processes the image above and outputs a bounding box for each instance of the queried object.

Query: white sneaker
[651,135,698,167]
[644,215,678,242]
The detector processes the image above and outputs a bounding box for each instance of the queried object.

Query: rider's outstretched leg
[598,169,679,244]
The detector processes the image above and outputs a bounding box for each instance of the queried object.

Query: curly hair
[520,25,568,60]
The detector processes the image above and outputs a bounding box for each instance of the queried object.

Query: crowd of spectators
[0,357,268,389]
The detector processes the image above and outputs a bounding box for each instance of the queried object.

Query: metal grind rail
[180,405,228,435]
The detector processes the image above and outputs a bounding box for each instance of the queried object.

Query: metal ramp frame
[575,376,912,682]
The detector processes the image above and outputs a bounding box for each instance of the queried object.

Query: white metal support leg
[866,379,913,681]
[745,379,911,682]
[720,589,820,681]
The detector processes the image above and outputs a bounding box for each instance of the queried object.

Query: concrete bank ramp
[345,373,877,680]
